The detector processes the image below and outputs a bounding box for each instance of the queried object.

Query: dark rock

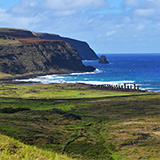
[99,55,109,64]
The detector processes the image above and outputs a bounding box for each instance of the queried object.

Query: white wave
[70,69,102,75]
[15,78,41,82]
[82,60,99,63]
[16,69,103,82]
[15,77,135,86]
[56,76,65,79]
[38,75,57,79]
[94,68,102,73]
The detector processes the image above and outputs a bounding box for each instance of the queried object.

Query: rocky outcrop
[35,33,99,60]
[0,40,95,75]
[99,55,109,64]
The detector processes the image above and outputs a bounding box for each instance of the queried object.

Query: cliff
[0,28,95,75]
[0,28,99,60]
[35,33,99,60]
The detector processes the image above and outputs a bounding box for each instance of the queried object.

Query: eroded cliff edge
[35,33,99,60]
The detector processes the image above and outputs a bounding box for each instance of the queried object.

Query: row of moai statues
[93,84,141,92]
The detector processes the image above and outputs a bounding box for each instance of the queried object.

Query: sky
[0,0,160,53]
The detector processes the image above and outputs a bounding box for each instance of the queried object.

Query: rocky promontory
[35,33,99,60]
[0,28,95,76]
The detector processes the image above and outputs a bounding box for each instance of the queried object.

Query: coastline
[0,70,88,83]
[0,72,148,93]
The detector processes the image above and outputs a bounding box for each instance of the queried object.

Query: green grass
[0,83,144,99]
[0,83,160,159]
[0,133,74,160]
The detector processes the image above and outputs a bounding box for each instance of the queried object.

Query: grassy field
[0,83,160,159]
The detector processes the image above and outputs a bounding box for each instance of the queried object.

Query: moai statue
[134,84,136,90]
[137,85,140,91]
[121,85,124,90]
[124,84,126,89]
[130,85,132,90]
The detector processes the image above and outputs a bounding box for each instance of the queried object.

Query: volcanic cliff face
[0,28,95,75]
[35,33,99,60]
[0,28,99,60]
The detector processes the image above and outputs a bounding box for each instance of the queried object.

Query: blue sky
[0,0,160,53]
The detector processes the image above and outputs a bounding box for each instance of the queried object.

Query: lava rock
[99,55,109,64]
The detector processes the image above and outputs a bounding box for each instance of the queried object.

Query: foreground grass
[0,133,73,160]
[0,83,160,159]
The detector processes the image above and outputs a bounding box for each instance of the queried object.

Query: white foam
[69,68,102,75]
[38,75,53,79]
[82,60,99,63]
[15,77,135,86]
[15,78,41,82]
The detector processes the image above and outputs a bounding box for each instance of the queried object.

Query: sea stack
[99,55,109,64]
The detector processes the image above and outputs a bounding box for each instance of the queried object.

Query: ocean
[16,53,160,92]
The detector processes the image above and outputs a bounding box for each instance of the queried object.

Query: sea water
[16,54,160,92]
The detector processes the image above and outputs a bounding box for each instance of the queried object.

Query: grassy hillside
[0,83,160,159]
[0,133,74,160]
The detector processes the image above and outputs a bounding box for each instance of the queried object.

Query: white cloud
[44,0,108,10]
[0,6,41,29]
[134,8,155,16]
[54,10,76,16]
[106,30,116,36]
[123,0,138,7]
[123,0,160,17]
